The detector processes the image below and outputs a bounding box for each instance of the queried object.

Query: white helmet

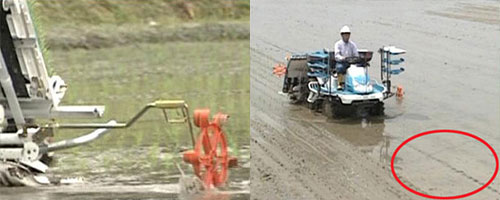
[340,25,351,34]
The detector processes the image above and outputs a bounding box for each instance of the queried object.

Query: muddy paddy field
[250,0,499,199]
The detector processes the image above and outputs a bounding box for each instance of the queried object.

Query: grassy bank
[31,0,249,26]
[28,0,249,73]
[47,21,249,49]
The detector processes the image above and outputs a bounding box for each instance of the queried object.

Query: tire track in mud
[251,124,324,200]
[251,95,416,199]
[404,144,500,195]
[301,122,417,199]
[251,69,418,199]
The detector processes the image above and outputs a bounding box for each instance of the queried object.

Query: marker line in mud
[250,69,416,199]
[402,139,500,196]
[251,120,330,200]
[251,36,299,54]
[250,81,416,199]
[252,111,415,199]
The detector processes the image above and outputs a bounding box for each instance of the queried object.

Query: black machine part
[282,56,308,93]
[0,5,29,97]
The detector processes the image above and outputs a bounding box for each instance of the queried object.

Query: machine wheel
[370,102,385,116]
[289,84,308,104]
[289,94,301,104]
[330,100,351,118]
[322,100,333,118]
[183,109,234,188]
[308,99,322,112]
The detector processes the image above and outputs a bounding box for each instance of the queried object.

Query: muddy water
[0,41,249,199]
[251,0,499,199]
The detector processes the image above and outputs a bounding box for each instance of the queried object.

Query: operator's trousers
[335,62,347,86]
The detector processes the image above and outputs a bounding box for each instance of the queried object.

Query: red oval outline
[391,129,499,199]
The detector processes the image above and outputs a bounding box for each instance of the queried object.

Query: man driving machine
[334,25,359,90]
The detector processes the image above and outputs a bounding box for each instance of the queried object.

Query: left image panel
[0,0,249,199]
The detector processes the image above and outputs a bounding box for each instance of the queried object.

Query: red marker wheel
[183,109,232,188]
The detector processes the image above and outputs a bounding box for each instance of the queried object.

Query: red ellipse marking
[391,129,499,199]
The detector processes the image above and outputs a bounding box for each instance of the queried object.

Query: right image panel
[250,0,500,199]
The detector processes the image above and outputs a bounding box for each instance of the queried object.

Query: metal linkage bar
[40,100,196,146]
[0,50,25,127]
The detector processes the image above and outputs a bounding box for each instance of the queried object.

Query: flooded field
[0,41,249,199]
[250,0,499,199]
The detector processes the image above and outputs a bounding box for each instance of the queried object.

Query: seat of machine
[357,49,373,62]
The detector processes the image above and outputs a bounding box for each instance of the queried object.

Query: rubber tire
[315,99,323,112]
[289,84,308,104]
[322,100,333,118]
[370,102,385,116]
[289,93,300,104]
[331,100,351,118]
[308,100,321,111]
